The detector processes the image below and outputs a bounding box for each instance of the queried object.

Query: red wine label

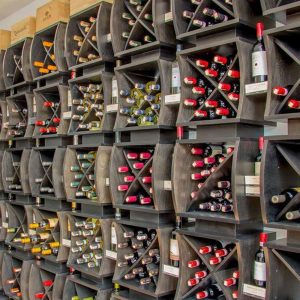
[254,261,266,281]
[252,51,267,77]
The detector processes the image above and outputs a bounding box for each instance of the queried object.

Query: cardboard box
[70,0,113,16]
[0,30,11,50]
[11,16,36,45]
[36,0,70,32]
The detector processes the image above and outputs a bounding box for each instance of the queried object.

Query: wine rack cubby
[3,38,33,89]
[175,229,258,300]
[63,145,114,216]
[110,143,174,217]
[5,203,33,252]
[1,252,34,300]
[264,22,300,122]
[261,0,300,21]
[65,1,114,70]
[261,137,300,231]
[172,0,262,41]
[0,50,6,92]
[111,0,175,58]
[176,30,269,128]
[67,215,115,280]
[172,138,261,228]
[29,147,66,201]
[2,148,31,196]
[0,202,7,242]
[112,222,177,299]
[63,274,112,300]
[0,99,9,141]
[114,50,179,131]
[28,208,70,264]
[68,68,115,135]
[30,22,68,81]
[6,91,34,140]
[33,83,70,139]
[28,263,67,300]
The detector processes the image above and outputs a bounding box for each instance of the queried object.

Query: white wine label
[170,238,179,261]
[164,12,173,22]
[5,210,8,218]
[255,162,261,176]
[252,51,268,77]
[33,97,37,113]
[105,178,110,186]
[6,108,9,118]
[245,176,260,185]
[163,180,172,190]
[2,222,8,228]
[111,226,117,245]
[112,79,118,99]
[165,94,181,104]
[243,284,266,299]
[245,81,268,95]
[163,264,179,277]
[106,104,118,112]
[67,90,72,107]
[246,185,260,195]
[62,239,71,247]
[63,111,72,119]
[172,66,181,88]
[254,261,266,281]
[106,250,117,260]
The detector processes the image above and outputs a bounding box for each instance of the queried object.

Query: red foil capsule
[192,86,206,95]
[187,278,199,287]
[140,197,152,205]
[204,156,216,164]
[124,176,135,183]
[228,70,240,78]
[199,245,213,254]
[194,110,207,118]
[205,69,218,78]
[191,148,204,155]
[191,173,203,180]
[184,77,197,85]
[215,248,230,258]
[228,92,239,101]
[233,270,240,279]
[200,170,210,177]
[198,182,204,189]
[187,259,200,268]
[43,280,53,287]
[196,59,209,68]
[273,86,289,96]
[118,166,129,173]
[232,290,238,299]
[288,99,300,109]
[43,101,55,107]
[127,152,138,159]
[195,270,208,279]
[190,191,197,198]
[133,162,144,169]
[216,107,230,116]
[196,291,209,299]
[209,256,222,265]
[125,196,137,203]
[53,117,60,123]
[218,82,231,91]
[142,177,152,184]
[39,127,48,134]
[184,98,198,107]
[205,100,218,108]
[192,160,204,168]
[35,293,45,299]
[118,185,129,191]
[140,152,151,160]
[35,120,45,126]
[214,55,228,65]
[224,277,237,287]
[177,126,184,139]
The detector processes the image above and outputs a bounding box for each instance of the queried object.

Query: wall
[0,0,48,30]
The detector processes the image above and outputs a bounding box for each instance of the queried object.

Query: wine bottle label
[170,238,179,261]
[254,162,261,176]
[253,261,266,281]
[252,51,267,76]
[112,79,118,99]
[171,65,180,88]
[111,226,117,245]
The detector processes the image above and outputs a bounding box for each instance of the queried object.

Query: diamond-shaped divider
[3,38,33,89]
[265,23,300,120]
[28,264,67,300]
[262,139,300,229]
[30,22,68,80]
[28,209,69,263]
[67,216,115,279]
[65,2,113,70]
[175,234,238,300]
[111,0,175,58]
[1,253,34,300]
[177,34,256,126]
[5,204,34,252]
[113,223,176,298]
[173,0,261,41]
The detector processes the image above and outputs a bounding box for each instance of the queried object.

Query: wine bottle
[196,284,223,299]
[286,209,300,220]
[271,188,300,204]
[170,216,181,267]
[273,85,292,97]
[253,232,268,287]
[288,99,300,109]
[171,44,183,94]
[252,22,268,83]
[255,136,264,176]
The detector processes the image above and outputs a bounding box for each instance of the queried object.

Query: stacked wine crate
[261,1,300,299]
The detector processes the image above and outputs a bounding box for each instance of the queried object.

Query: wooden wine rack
[111,0,176,58]
[65,2,114,71]
[172,0,262,42]
[112,221,177,299]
